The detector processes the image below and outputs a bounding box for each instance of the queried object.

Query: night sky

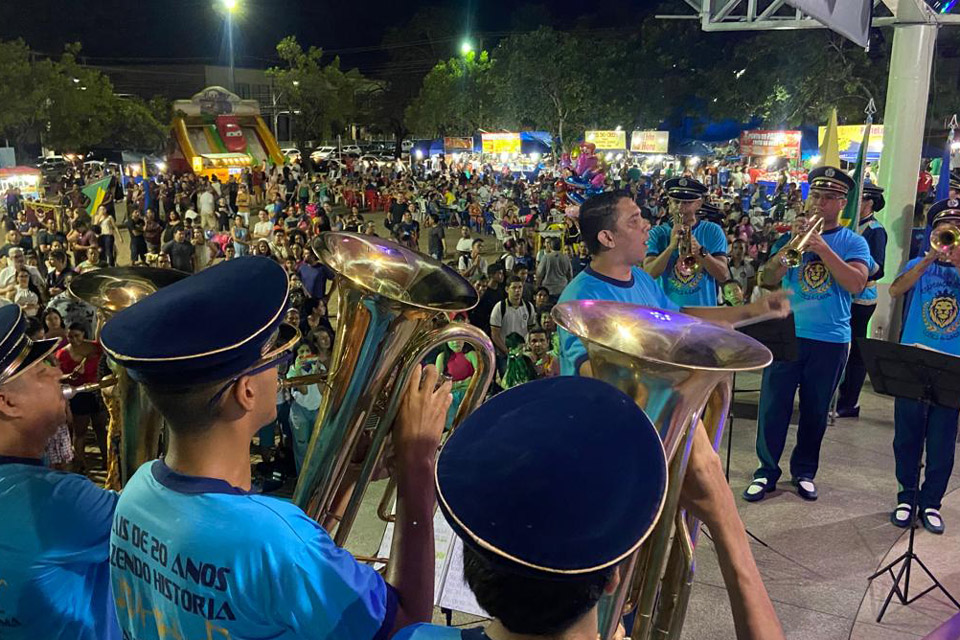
[0,0,655,77]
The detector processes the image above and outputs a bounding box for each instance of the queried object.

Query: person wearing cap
[745,166,871,503]
[0,305,122,639]
[392,377,784,640]
[836,183,888,418]
[643,177,730,308]
[101,256,452,640]
[558,191,788,377]
[885,199,960,534]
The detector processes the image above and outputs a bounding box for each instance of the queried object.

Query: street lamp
[461,40,474,56]
[220,0,239,92]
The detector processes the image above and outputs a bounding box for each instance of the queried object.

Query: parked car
[310,146,336,162]
[341,144,361,155]
[281,148,301,161]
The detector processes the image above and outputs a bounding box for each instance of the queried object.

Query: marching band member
[836,183,888,418]
[558,191,787,377]
[886,199,960,534]
[0,305,121,639]
[393,377,784,640]
[745,167,871,503]
[101,257,451,640]
[643,177,730,307]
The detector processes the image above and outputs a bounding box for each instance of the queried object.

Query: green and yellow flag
[82,176,113,216]
[839,100,876,232]
[819,108,841,168]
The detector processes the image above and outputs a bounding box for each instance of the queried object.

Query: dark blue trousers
[894,398,959,510]
[754,338,848,484]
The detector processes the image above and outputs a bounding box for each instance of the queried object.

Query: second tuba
[553,301,771,640]
[293,232,495,549]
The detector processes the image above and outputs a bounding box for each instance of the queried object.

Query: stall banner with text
[739,130,802,159]
[481,133,521,155]
[444,137,474,153]
[585,130,627,150]
[817,124,884,162]
[630,130,669,154]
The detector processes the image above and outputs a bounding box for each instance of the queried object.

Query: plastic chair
[491,223,508,251]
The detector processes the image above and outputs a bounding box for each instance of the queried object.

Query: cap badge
[825,168,835,178]
[679,178,688,187]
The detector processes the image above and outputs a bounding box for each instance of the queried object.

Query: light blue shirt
[557,266,680,375]
[899,258,960,355]
[110,459,397,640]
[646,220,727,307]
[395,624,481,639]
[770,226,870,343]
[852,217,887,305]
[0,457,120,640]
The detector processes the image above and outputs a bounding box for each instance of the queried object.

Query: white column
[873,22,937,341]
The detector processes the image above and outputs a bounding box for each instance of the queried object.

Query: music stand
[859,338,960,623]
[724,314,798,549]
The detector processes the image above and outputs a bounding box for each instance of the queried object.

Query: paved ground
[105,203,960,639]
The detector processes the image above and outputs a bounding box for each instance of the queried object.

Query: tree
[405,50,494,137]
[0,39,51,147]
[104,97,167,153]
[267,36,367,150]
[43,43,120,151]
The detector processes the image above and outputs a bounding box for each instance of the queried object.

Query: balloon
[570,146,581,160]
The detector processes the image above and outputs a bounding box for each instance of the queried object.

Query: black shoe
[835,406,860,418]
[742,477,775,502]
[890,503,914,528]
[922,508,945,534]
[792,477,818,501]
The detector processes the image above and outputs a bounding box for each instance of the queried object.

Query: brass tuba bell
[68,266,189,486]
[293,232,495,552]
[553,301,771,640]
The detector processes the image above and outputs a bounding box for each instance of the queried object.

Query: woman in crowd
[56,322,108,472]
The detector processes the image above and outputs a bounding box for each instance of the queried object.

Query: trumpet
[671,201,699,278]
[62,375,118,400]
[779,215,824,268]
[931,223,960,252]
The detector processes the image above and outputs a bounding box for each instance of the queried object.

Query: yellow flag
[819,108,841,167]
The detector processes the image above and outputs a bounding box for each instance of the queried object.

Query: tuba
[69,267,188,486]
[292,232,495,549]
[552,301,771,640]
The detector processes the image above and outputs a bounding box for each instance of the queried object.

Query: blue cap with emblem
[0,305,59,386]
[99,257,298,387]
[435,376,667,576]
[664,177,707,201]
[929,198,960,225]
[808,166,855,195]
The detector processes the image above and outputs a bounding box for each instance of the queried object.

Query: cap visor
[5,338,60,384]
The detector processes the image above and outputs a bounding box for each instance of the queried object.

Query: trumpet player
[0,304,122,639]
[886,200,960,534]
[745,166,871,503]
[101,257,452,640]
[644,177,730,308]
[836,183,888,418]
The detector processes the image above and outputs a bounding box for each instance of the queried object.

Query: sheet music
[373,506,459,605]
[437,536,490,619]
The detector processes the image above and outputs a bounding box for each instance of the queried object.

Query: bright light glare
[764,156,777,167]
[951,141,960,152]
[461,40,474,55]
[689,156,701,165]
[530,152,541,162]
[222,0,238,11]
[604,152,614,161]
[414,149,424,160]
[810,155,821,164]
[156,162,166,172]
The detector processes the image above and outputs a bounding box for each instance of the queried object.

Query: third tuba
[553,301,771,640]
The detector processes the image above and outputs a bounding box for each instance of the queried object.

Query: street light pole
[222,0,238,92]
